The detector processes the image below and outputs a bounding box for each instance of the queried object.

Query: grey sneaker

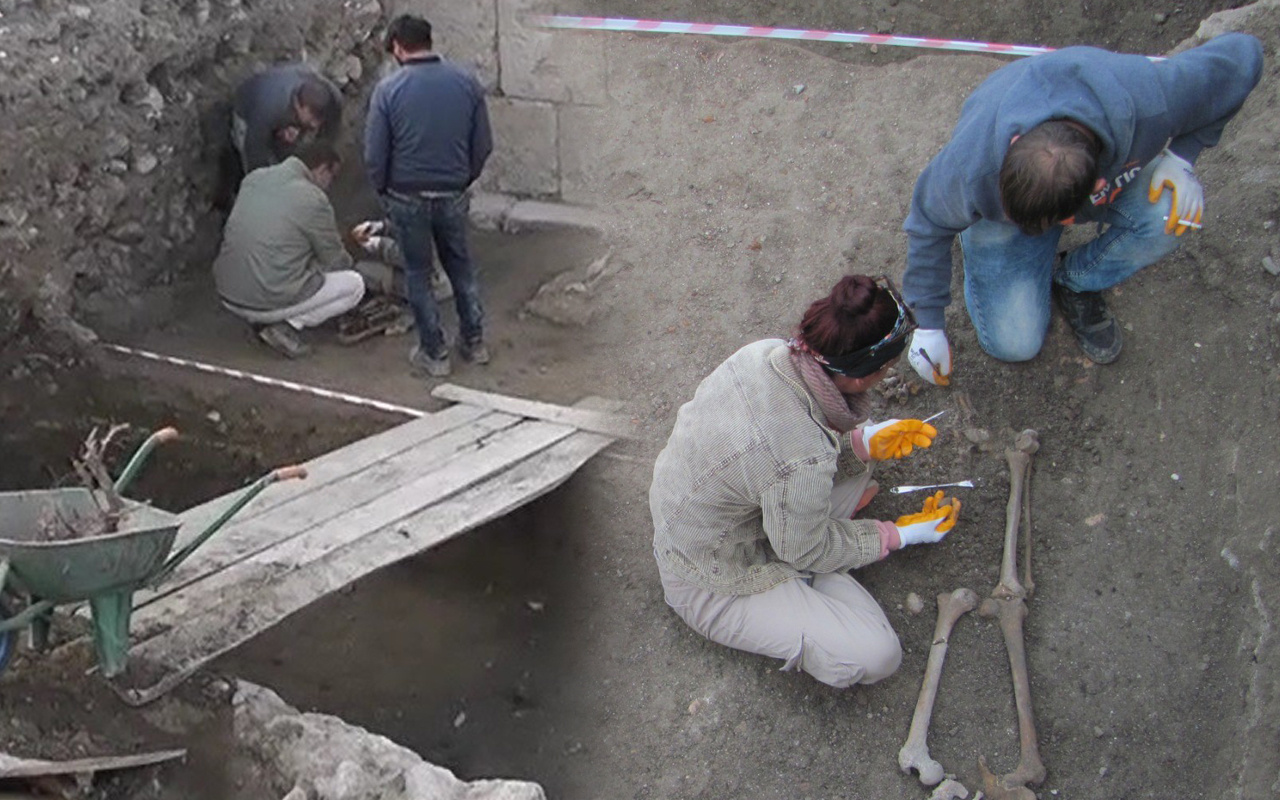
[257,323,311,359]
[459,340,490,365]
[409,344,451,378]
[1052,283,1122,364]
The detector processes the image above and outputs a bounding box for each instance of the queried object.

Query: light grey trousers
[660,475,902,688]
[223,271,366,329]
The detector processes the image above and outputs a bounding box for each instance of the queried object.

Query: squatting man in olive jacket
[212,141,365,358]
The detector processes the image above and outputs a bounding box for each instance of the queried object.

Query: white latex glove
[361,234,392,256]
[1147,149,1203,237]
[907,328,952,386]
[351,220,387,243]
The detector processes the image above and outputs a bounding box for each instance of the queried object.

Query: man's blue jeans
[959,161,1182,362]
[383,191,484,359]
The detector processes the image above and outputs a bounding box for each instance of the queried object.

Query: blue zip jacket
[902,33,1264,329]
[364,56,493,195]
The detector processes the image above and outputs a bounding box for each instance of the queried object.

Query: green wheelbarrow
[0,427,306,679]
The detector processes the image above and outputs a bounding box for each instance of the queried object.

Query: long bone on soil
[993,429,1038,601]
[898,587,980,786]
[978,429,1045,799]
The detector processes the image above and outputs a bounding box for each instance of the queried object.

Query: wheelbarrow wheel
[0,595,14,675]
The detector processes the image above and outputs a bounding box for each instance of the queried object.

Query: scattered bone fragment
[928,777,971,800]
[906,592,925,614]
[978,755,1036,800]
[898,588,979,786]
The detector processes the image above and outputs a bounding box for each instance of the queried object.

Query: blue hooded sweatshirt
[902,33,1264,330]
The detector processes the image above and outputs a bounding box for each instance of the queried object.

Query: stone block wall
[395,0,608,200]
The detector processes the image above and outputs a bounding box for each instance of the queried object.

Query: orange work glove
[894,490,961,545]
[860,419,939,461]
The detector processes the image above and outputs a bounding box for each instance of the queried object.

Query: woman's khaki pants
[659,475,901,689]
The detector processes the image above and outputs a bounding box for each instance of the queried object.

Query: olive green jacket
[213,157,352,311]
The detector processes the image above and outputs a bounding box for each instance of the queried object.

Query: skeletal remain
[928,778,971,800]
[1021,457,1035,599]
[899,587,980,786]
[980,596,1046,795]
[993,430,1038,600]
[978,754,1035,800]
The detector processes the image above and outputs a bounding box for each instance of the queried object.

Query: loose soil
[537,2,1280,799]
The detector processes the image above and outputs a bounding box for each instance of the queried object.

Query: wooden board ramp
[117,388,627,704]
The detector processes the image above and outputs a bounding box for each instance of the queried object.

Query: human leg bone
[979,597,1046,794]
[898,587,980,785]
[994,430,1039,600]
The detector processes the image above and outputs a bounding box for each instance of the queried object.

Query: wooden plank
[132,411,523,609]
[432,383,638,439]
[173,403,490,544]
[127,425,614,699]
[129,417,582,639]
[0,749,186,779]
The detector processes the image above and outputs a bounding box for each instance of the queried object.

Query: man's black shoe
[1052,283,1122,364]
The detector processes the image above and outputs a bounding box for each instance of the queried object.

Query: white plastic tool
[889,480,975,495]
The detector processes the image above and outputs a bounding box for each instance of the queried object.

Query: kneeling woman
[650,275,960,688]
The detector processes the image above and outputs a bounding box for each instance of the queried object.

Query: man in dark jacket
[365,14,493,378]
[232,64,343,174]
[901,33,1264,383]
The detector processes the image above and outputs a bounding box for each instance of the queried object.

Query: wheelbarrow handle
[273,465,308,482]
[148,464,309,588]
[113,426,181,496]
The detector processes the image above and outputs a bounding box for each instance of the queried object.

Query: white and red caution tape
[102,342,428,419]
[531,15,1056,58]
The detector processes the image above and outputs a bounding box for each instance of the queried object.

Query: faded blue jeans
[383,191,484,359]
[959,161,1182,362]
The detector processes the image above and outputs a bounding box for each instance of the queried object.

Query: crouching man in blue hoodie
[901,33,1263,382]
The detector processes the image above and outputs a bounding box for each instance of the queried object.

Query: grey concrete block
[504,200,608,235]
[469,192,517,231]
[557,104,608,207]
[487,97,559,197]
[386,0,499,91]
[497,0,607,104]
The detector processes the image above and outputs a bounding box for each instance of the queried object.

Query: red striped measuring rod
[531,15,1056,57]
[532,16,1165,61]
[102,342,428,418]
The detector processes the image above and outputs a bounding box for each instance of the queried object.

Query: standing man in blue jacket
[365,14,494,378]
[901,33,1264,384]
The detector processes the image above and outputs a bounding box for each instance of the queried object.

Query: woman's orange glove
[894,490,961,545]
[861,419,938,461]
